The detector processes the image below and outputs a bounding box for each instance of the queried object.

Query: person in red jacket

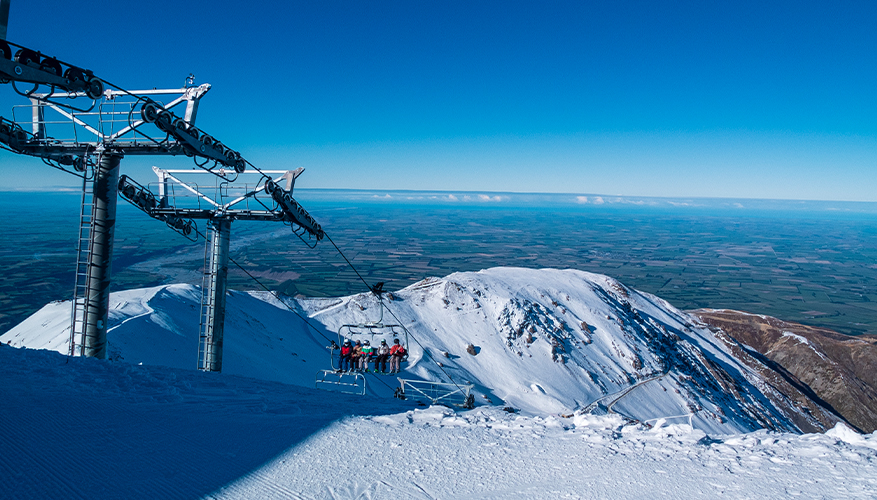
[338,340,353,372]
[389,338,407,374]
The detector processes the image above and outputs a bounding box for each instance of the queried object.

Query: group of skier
[338,338,407,374]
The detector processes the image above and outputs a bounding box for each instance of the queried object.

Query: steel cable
[324,234,465,392]
[194,228,398,393]
[15,51,459,395]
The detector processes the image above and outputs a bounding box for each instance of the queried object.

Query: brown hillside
[691,309,877,433]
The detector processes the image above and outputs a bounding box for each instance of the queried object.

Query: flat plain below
[3,190,875,336]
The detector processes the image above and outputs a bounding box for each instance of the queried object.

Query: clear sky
[1,0,876,201]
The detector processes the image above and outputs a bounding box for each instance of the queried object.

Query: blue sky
[1,0,875,201]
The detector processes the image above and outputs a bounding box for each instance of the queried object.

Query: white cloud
[593,196,605,205]
[478,194,504,202]
[448,194,458,201]
[576,196,588,204]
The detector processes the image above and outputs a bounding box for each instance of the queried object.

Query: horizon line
[6,186,877,206]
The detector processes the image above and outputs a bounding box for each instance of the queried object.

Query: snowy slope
[3,267,839,434]
[2,284,334,389]
[2,343,876,499]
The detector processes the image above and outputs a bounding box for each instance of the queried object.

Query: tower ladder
[198,222,218,370]
[68,170,94,356]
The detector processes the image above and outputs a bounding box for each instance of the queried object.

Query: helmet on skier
[364,340,370,346]
[344,340,351,346]
[393,338,400,344]
[381,340,387,344]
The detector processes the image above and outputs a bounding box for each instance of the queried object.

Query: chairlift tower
[0,3,324,367]
[119,167,323,372]
[5,84,231,359]
[0,17,261,360]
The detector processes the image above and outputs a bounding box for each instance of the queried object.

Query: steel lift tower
[2,83,235,360]
[0,5,322,367]
[119,168,323,371]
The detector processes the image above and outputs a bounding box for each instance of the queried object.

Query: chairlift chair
[315,289,408,395]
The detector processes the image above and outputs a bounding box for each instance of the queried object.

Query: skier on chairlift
[389,338,406,374]
[360,340,375,372]
[374,339,391,373]
[351,340,363,372]
[338,340,353,372]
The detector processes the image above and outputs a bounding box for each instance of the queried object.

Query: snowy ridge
[3,267,837,434]
[781,330,830,361]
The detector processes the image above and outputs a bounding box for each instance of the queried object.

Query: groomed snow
[1,344,875,499]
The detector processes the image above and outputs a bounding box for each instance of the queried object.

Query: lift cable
[3,41,435,395]
[228,253,400,394]
[191,227,397,392]
[192,226,333,345]
[379,300,466,392]
[324,234,466,392]
[207,225,459,394]
[10,46,453,391]
[324,234,373,293]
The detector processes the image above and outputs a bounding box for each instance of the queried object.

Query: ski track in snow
[2,344,876,499]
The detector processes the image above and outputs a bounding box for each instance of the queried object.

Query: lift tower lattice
[119,167,323,371]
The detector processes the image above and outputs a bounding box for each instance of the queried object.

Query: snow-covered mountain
[3,267,841,434]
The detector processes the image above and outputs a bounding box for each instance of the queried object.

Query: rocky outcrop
[691,309,877,433]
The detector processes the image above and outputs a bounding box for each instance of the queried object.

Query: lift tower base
[68,150,122,359]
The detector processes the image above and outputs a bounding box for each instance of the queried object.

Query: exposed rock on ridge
[692,309,877,433]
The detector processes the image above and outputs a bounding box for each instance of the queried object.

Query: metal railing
[9,85,208,149]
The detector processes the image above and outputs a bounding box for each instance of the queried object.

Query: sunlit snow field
[2,344,876,499]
